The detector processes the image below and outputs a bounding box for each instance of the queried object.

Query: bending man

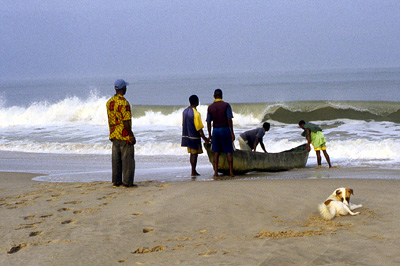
[238,122,270,152]
[299,120,332,168]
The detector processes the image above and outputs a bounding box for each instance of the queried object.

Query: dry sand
[1,170,400,266]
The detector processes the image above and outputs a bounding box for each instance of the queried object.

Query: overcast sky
[1,1,400,79]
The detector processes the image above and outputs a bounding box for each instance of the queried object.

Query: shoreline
[1,171,400,265]
[2,149,400,183]
[4,162,400,183]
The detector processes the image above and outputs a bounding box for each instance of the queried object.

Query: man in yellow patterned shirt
[106,79,136,187]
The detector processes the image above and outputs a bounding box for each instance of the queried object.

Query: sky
[1,0,400,79]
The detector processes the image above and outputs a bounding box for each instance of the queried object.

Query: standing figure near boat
[238,122,270,153]
[206,89,235,178]
[299,120,332,168]
[181,95,209,178]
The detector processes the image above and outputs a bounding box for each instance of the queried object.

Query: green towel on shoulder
[301,122,322,137]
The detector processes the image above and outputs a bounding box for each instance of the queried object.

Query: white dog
[319,187,363,220]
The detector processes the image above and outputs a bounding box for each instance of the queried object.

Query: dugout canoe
[204,143,309,174]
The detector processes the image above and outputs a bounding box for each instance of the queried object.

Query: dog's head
[332,187,353,205]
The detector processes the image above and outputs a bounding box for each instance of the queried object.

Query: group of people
[106,79,332,187]
[182,89,236,178]
[181,89,332,179]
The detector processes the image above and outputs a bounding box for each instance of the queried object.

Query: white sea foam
[1,70,399,182]
[0,91,108,127]
[1,136,399,169]
[0,93,399,169]
[0,96,260,129]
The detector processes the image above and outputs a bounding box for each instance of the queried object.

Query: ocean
[1,68,399,182]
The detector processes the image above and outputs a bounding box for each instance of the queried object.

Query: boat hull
[204,143,309,174]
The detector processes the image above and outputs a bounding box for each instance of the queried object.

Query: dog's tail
[318,203,335,220]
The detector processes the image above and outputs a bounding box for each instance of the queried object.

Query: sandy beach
[1,169,400,266]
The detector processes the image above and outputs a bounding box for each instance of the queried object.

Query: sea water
[0,68,399,182]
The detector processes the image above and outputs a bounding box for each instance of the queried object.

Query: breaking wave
[2,93,399,129]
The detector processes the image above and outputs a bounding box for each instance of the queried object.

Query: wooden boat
[204,143,309,174]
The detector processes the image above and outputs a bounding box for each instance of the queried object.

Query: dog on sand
[319,187,362,220]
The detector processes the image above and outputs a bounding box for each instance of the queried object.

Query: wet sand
[1,169,399,265]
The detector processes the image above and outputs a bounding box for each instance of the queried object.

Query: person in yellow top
[181,95,208,177]
[299,120,332,168]
[106,79,136,187]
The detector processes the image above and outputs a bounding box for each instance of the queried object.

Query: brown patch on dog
[346,188,354,196]
[345,188,353,203]
[324,199,333,206]
[334,189,344,202]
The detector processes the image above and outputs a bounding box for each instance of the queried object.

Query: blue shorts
[212,127,234,153]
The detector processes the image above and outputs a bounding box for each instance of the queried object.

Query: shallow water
[1,68,399,182]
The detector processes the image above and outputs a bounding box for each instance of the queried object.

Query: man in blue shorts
[206,89,235,178]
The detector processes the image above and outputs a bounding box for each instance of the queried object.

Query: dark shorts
[212,127,234,153]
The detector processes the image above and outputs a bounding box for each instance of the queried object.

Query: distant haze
[1,1,400,79]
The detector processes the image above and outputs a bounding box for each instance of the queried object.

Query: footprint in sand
[143,227,154,233]
[16,221,42,230]
[24,215,37,220]
[61,219,76,225]
[73,210,83,214]
[40,214,53,218]
[97,195,116,200]
[8,243,28,254]
[47,198,58,202]
[58,207,73,212]
[199,250,217,256]
[7,203,20,209]
[29,231,42,237]
[132,245,166,254]
[64,201,82,204]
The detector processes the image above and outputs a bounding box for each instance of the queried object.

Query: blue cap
[114,79,129,90]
